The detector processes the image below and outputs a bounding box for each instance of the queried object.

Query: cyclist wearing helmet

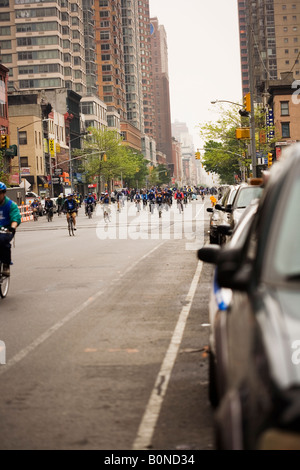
[0,182,21,276]
[63,193,78,230]
[85,193,95,216]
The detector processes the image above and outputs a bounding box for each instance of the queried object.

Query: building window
[281,122,290,138]
[20,156,28,167]
[19,131,27,145]
[280,101,289,116]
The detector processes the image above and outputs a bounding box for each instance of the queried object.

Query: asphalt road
[0,198,215,451]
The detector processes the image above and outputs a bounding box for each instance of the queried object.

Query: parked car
[207,185,238,244]
[198,144,300,450]
[225,180,264,231]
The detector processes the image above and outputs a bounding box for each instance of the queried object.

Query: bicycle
[135,200,141,213]
[47,208,53,222]
[32,208,38,221]
[0,261,10,298]
[149,200,155,214]
[0,228,12,298]
[66,211,76,236]
[103,205,111,223]
[157,203,163,218]
[177,199,184,214]
[87,204,93,219]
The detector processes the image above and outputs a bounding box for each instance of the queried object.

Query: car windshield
[235,186,263,209]
[272,176,300,280]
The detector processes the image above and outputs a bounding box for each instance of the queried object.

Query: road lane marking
[0,241,165,377]
[132,260,204,450]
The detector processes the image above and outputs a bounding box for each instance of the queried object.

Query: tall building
[172,120,197,186]
[83,0,98,97]
[139,0,154,139]
[121,0,144,132]
[94,0,126,129]
[0,0,87,95]
[238,0,300,101]
[149,17,173,164]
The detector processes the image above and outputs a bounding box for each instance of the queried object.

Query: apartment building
[0,0,87,95]
[149,17,173,165]
[94,0,126,130]
[237,0,300,100]
[121,0,144,132]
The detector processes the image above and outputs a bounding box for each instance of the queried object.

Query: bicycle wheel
[68,216,73,236]
[0,266,10,298]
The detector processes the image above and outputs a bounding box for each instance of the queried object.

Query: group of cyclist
[0,180,217,278]
[113,186,198,214]
[28,184,213,229]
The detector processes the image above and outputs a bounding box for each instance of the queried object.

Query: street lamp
[211,99,257,178]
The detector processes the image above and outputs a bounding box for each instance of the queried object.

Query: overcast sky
[149,0,242,150]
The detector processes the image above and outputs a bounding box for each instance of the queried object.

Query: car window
[228,188,238,205]
[235,186,263,209]
[272,177,300,279]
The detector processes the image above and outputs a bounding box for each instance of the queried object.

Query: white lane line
[0,241,165,377]
[133,260,204,450]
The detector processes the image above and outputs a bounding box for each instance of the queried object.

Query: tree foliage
[198,103,276,184]
[73,127,149,189]
[0,151,9,186]
[148,164,170,186]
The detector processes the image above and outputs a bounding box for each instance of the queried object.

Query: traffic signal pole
[247,11,257,177]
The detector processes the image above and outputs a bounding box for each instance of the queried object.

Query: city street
[0,198,215,450]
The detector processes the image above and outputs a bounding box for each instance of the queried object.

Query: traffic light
[0,135,8,148]
[103,153,107,162]
[195,151,201,160]
[243,92,251,113]
[268,152,273,168]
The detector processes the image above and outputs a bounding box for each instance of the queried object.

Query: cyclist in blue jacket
[63,194,78,230]
[0,182,21,276]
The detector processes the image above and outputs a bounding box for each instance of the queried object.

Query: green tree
[76,127,149,192]
[0,151,9,186]
[198,103,276,183]
[199,105,247,184]
[148,164,170,186]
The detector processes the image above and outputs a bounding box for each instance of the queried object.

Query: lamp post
[211,99,256,178]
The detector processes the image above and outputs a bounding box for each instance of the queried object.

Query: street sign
[49,139,55,156]
[54,168,62,175]
[52,177,60,184]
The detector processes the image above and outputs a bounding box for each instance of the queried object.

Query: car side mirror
[217,262,252,291]
[225,204,232,213]
[206,207,213,213]
[215,247,251,291]
[197,245,221,264]
[214,204,224,211]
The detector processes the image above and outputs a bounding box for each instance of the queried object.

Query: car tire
[209,350,219,408]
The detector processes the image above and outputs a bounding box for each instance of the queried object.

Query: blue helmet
[0,182,7,191]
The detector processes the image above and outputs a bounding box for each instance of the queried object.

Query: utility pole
[247,5,257,177]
